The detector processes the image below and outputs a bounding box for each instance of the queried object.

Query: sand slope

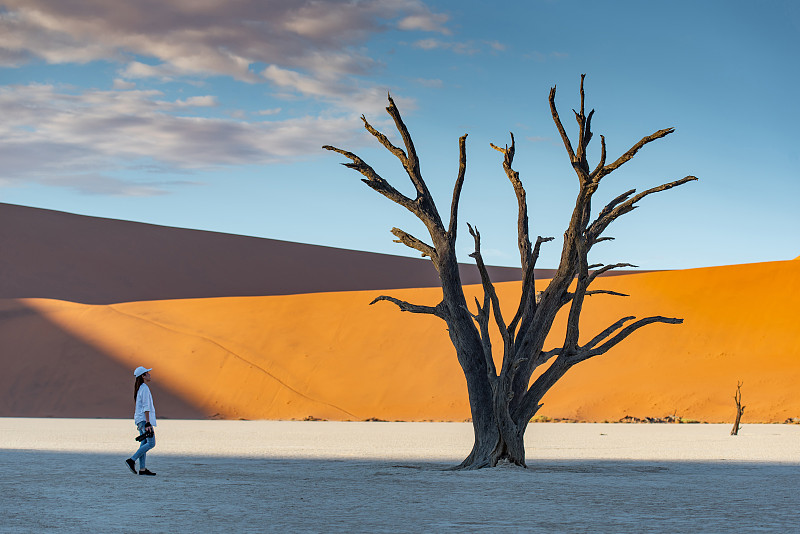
[3,259,798,423]
[0,202,524,304]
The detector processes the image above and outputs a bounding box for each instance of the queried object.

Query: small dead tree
[324,75,696,469]
[731,381,745,435]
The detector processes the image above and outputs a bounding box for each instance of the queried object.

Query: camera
[134,427,154,442]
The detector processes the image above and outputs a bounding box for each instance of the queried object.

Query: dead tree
[324,75,696,469]
[731,381,745,435]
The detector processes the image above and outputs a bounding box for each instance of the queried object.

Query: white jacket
[134,383,157,427]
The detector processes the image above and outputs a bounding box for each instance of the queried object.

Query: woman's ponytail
[133,375,145,402]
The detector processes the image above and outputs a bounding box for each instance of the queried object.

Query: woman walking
[126,366,157,476]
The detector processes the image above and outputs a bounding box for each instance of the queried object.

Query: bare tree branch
[595,189,636,223]
[582,316,637,352]
[322,145,417,213]
[539,348,561,361]
[328,95,446,236]
[592,236,615,245]
[588,289,629,298]
[513,189,593,382]
[510,348,559,399]
[561,233,590,354]
[391,227,436,259]
[588,176,698,243]
[465,295,498,380]
[589,135,607,179]
[572,74,594,175]
[549,85,576,163]
[594,127,676,181]
[518,356,570,423]
[574,315,684,363]
[558,289,630,309]
[587,263,637,285]
[448,134,469,239]
[468,224,510,350]
[370,295,444,317]
[490,134,552,341]
[509,236,554,334]
[361,114,407,162]
[464,297,484,320]
[384,95,441,226]
[531,235,555,268]
[490,133,532,273]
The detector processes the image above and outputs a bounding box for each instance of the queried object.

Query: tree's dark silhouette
[324,76,697,469]
[731,381,745,435]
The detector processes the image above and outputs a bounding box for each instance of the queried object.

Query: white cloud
[414,38,443,50]
[485,40,506,52]
[262,64,395,115]
[0,84,363,195]
[32,172,198,197]
[173,95,218,108]
[0,1,452,194]
[397,12,450,34]
[0,0,450,86]
[120,61,180,81]
[263,64,349,99]
[412,38,497,55]
[283,6,374,39]
[112,78,136,90]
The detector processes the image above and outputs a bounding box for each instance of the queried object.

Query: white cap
[134,366,152,377]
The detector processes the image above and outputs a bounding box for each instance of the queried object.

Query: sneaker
[139,469,156,476]
[125,459,136,474]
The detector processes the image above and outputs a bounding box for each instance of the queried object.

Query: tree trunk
[456,414,527,469]
[731,409,743,436]
[448,336,512,469]
[456,365,532,469]
[731,381,745,436]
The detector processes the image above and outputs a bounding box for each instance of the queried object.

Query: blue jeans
[130,421,156,470]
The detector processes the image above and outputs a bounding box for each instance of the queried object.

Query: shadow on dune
[0,202,527,304]
[0,300,205,419]
[2,449,798,533]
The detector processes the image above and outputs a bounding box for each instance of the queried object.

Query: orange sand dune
[3,259,798,423]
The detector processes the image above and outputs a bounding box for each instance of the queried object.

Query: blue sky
[1,0,798,270]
